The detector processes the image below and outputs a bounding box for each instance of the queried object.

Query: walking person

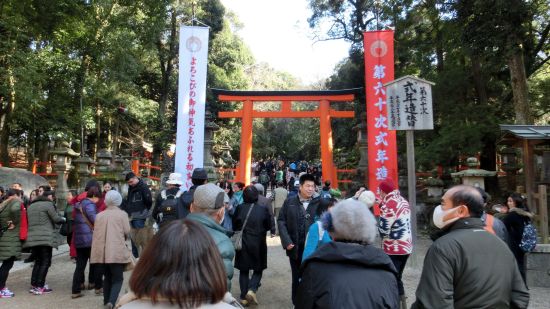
[121,172,153,258]
[0,189,23,298]
[65,190,78,262]
[296,199,399,309]
[377,178,412,309]
[71,187,102,298]
[301,197,336,261]
[187,183,235,290]
[502,192,534,283]
[152,173,186,228]
[116,220,237,308]
[412,185,529,308]
[25,190,66,295]
[277,173,320,306]
[233,186,273,306]
[219,181,234,231]
[91,190,132,309]
[271,182,288,235]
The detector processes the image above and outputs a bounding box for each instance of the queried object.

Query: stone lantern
[50,141,79,211]
[451,157,497,190]
[204,110,219,180]
[500,147,519,191]
[114,155,125,172]
[73,155,95,191]
[96,149,113,173]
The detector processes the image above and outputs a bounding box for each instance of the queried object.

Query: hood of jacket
[30,195,50,204]
[186,213,230,236]
[510,207,534,219]
[302,241,398,275]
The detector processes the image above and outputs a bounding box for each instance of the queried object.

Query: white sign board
[175,26,209,189]
[385,76,434,130]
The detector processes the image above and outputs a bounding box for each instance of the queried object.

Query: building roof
[499,125,550,145]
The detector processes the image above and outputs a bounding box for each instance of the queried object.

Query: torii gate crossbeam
[213,89,359,188]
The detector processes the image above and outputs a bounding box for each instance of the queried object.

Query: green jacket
[0,198,22,261]
[24,197,65,249]
[413,218,529,309]
[187,213,235,290]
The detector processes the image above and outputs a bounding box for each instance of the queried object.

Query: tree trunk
[471,57,488,105]
[508,51,533,124]
[0,66,16,166]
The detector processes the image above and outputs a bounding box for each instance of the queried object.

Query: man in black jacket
[277,173,319,306]
[121,172,152,258]
[412,185,529,309]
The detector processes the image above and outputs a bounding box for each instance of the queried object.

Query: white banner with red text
[175,26,209,189]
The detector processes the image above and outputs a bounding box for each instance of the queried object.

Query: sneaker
[33,286,53,295]
[0,287,14,298]
[29,286,37,293]
[245,290,258,305]
[240,299,249,307]
[71,293,83,299]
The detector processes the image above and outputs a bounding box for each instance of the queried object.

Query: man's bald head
[443,185,484,218]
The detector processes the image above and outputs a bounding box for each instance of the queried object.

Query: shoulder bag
[231,203,255,251]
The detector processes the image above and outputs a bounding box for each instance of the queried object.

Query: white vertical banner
[175,26,209,189]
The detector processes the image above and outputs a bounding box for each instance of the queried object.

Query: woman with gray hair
[296,199,399,309]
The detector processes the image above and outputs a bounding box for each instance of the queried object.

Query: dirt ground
[2,235,549,308]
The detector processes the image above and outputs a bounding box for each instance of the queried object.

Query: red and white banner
[175,26,209,189]
[363,30,398,210]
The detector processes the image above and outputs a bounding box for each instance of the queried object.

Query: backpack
[519,221,537,252]
[158,190,182,223]
[320,190,331,199]
[259,171,269,184]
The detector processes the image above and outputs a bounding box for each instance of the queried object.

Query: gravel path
[2,236,549,308]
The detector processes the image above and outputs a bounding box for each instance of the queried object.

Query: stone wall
[0,167,49,196]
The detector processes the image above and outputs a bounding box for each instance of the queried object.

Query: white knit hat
[358,190,376,208]
[105,190,122,207]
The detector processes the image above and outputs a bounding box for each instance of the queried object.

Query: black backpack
[158,190,182,224]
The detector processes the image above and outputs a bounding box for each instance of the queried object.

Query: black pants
[0,256,16,289]
[100,263,124,306]
[288,246,304,305]
[30,246,52,288]
[389,254,409,296]
[238,269,263,299]
[72,247,102,293]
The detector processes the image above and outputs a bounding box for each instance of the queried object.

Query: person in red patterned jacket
[377,178,412,309]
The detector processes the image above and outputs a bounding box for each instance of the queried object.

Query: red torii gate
[213,89,358,188]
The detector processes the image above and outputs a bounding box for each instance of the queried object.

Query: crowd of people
[0,167,534,308]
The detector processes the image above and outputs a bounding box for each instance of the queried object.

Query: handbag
[231,203,254,251]
[124,253,137,272]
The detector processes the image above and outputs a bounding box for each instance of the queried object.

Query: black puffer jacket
[296,241,399,309]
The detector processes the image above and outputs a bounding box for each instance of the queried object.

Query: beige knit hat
[193,183,225,210]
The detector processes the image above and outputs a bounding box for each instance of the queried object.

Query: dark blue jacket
[73,198,97,248]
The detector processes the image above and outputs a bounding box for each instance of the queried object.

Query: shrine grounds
[3,235,549,308]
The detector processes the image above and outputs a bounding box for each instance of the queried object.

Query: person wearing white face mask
[412,185,529,309]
